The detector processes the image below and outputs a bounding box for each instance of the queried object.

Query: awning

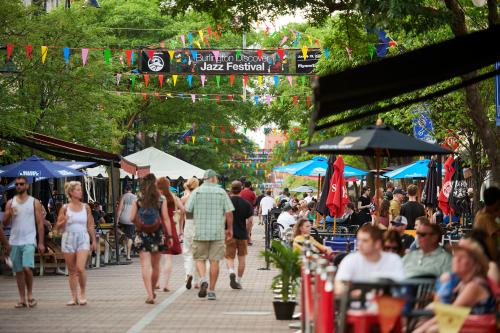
[311,25,500,131]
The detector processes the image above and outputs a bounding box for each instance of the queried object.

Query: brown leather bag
[133,202,162,234]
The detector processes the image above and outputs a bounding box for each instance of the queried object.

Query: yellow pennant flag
[258,75,263,86]
[434,303,471,333]
[41,46,48,64]
[308,36,312,45]
[198,30,204,41]
[172,75,178,86]
[301,46,308,60]
[238,139,242,144]
[192,136,196,144]
[168,50,174,61]
[167,93,172,97]
[194,40,201,49]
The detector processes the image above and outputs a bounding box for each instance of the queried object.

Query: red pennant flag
[315,39,321,48]
[142,93,148,100]
[6,44,13,60]
[125,50,132,67]
[389,40,396,47]
[229,74,235,86]
[216,95,220,103]
[158,74,164,88]
[230,139,234,145]
[25,45,33,61]
[306,96,311,107]
[277,48,284,60]
[147,50,155,59]
[185,137,190,143]
[231,127,235,133]
[375,296,405,333]
[257,49,263,60]
[293,127,298,134]
[155,92,160,99]
[213,31,220,41]
[144,74,149,87]
[293,95,298,107]
[228,94,233,101]
[207,26,213,37]
[222,138,226,144]
[203,36,210,47]
[243,75,249,87]
[221,126,225,133]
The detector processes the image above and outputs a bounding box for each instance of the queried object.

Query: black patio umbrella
[448,157,470,219]
[316,154,335,217]
[421,159,439,209]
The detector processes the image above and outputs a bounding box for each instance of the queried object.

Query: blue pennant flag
[254,96,259,106]
[187,75,193,87]
[274,76,279,89]
[190,50,198,61]
[324,48,329,59]
[187,33,193,45]
[131,51,135,65]
[63,47,70,64]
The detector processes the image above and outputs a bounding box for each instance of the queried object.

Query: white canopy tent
[85,147,205,180]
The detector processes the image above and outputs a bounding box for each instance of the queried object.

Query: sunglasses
[384,246,400,251]
[15,183,26,186]
[416,232,435,238]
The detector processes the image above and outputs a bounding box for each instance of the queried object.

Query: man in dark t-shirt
[357,187,372,223]
[400,185,425,230]
[225,181,254,290]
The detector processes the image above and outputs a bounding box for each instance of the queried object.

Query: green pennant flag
[215,138,219,144]
[280,96,284,105]
[369,44,375,61]
[236,50,241,59]
[301,76,306,85]
[103,49,111,64]
[205,95,209,102]
[170,40,175,48]
[216,75,221,87]
[131,75,136,91]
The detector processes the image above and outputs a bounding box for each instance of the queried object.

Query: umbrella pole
[417,180,421,204]
[375,149,381,226]
[333,217,336,234]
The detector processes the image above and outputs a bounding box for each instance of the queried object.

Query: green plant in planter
[261,240,301,302]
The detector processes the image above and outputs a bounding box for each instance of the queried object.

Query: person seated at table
[306,201,316,222]
[402,221,451,278]
[389,215,415,250]
[90,202,106,226]
[334,224,405,294]
[463,229,500,285]
[343,203,365,228]
[414,237,496,333]
[371,199,391,229]
[382,230,404,257]
[298,201,309,220]
[292,218,332,255]
[276,203,295,236]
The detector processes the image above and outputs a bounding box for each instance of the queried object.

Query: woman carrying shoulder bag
[129,174,173,304]
[56,181,96,306]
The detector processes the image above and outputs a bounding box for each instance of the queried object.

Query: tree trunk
[444,0,500,185]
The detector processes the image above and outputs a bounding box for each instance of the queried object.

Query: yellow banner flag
[434,303,471,333]
[41,46,48,64]
[301,46,308,60]
[375,296,405,333]
[168,50,174,61]
[172,75,178,86]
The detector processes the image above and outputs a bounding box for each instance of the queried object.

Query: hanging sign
[139,50,170,73]
[411,104,436,143]
[296,49,322,73]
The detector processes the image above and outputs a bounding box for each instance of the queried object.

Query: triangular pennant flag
[158,74,164,88]
[215,138,219,144]
[212,50,219,61]
[308,35,312,46]
[187,33,193,44]
[172,75,178,86]
[216,95,220,103]
[168,50,174,61]
[180,35,186,46]
[297,140,301,148]
[144,74,149,87]
[277,48,284,61]
[81,48,89,66]
[194,40,201,49]
[147,50,155,60]
[231,127,235,133]
[301,46,308,60]
[155,92,160,99]
[229,139,234,145]
[215,75,221,87]
[324,48,330,60]
[142,93,148,100]
[131,51,135,65]
[192,136,196,144]
[190,50,198,61]
[191,94,196,103]
[266,95,271,106]
[185,136,190,143]
[116,73,122,85]
[63,47,70,64]
[228,94,233,101]
[369,44,375,61]
[207,26,213,36]
[125,50,132,66]
[200,75,206,87]
[41,46,48,64]
[254,95,259,106]
[187,74,193,87]
[6,44,13,60]
[214,31,220,41]
[294,39,298,47]
[293,95,298,107]
[258,75,263,86]
[315,38,321,48]
[434,303,471,333]
[131,75,136,90]
[297,32,301,41]
[211,125,215,132]
[236,50,241,58]
[306,96,311,108]
[273,75,279,89]
[25,45,33,61]
[103,49,111,64]
[280,96,284,105]
[301,75,306,85]
[280,36,288,46]
[229,74,235,87]
[287,75,293,87]
[375,296,406,333]
[222,138,226,144]
[257,49,263,60]
[198,30,204,40]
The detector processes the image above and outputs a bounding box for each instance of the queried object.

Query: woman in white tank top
[56,181,96,306]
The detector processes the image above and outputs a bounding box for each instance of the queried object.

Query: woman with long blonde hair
[181,177,200,289]
[129,174,173,304]
[156,177,185,292]
[56,181,96,306]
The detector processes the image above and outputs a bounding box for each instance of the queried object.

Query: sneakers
[207,291,216,300]
[229,273,242,289]
[198,281,208,298]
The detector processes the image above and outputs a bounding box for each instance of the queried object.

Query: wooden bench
[35,241,65,276]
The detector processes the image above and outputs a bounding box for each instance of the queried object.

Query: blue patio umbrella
[383,159,444,179]
[0,155,84,179]
[274,156,368,178]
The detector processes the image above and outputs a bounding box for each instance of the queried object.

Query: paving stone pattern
[0,218,294,333]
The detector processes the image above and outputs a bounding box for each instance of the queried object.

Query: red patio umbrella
[326,156,350,231]
[438,156,455,216]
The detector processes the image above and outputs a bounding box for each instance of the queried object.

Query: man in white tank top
[2,176,45,308]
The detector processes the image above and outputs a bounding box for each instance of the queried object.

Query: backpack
[133,200,162,234]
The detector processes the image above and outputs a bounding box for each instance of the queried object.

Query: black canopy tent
[310,25,500,132]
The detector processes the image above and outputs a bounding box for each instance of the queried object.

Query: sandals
[66,300,79,306]
[28,299,37,308]
[15,299,37,308]
[79,299,87,306]
[163,288,170,292]
[14,302,27,308]
[145,299,155,304]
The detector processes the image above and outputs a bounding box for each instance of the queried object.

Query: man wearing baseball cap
[389,216,414,250]
[185,169,234,300]
[389,188,405,222]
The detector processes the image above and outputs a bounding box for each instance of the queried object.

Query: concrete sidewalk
[0,219,295,333]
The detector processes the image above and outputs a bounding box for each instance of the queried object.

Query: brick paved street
[0,221,295,333]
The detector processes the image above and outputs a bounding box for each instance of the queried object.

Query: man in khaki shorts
[185,169,234,300]
[225,181,253,289]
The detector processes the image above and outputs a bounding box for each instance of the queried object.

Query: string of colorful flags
[189,124,301,135]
